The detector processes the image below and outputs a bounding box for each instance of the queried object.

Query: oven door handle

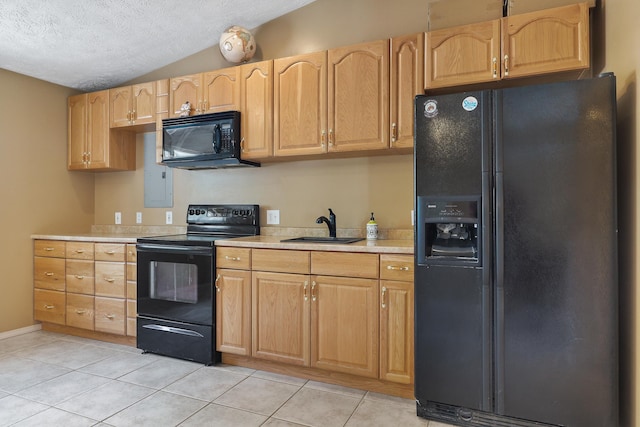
[142,324,205,338]
[136,243,213,255]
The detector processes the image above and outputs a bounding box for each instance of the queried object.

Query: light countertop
[31,233,149,243]
[215,235,414,254]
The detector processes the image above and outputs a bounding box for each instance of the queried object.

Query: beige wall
[105,0,429,230]
[0,69,94,332]
[602,0,639,425]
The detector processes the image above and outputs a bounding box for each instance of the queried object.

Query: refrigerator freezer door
[496,76,618,427]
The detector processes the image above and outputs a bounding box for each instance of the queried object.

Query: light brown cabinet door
[239,60,274,159]
[68,94,88,170]
[109,86,132,128]
[311,275,379,378]
[502,3,589,79]
[202,67,240,113]
[426,20,501,89]
[328,40,389,152]
[274,52,328,157]
[216,269,252,355]
[390,33,424,149]
[252,271,310,366]
[86,90,110,169]
[380,280,414,384]
[169,74,202,117]
[132,82,156,124]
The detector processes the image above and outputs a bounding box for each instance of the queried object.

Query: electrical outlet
[165,211,173,224]
[266,210,280,225]
[136,212,143,224]
[115,212,121,225]
[411,210,415,226]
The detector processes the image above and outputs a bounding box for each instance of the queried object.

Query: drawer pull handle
[381,286,387,309]
[44,247,55,251]
[104,277,115,283]
[44,304,55,310]
[75,249,85,254]
[75,275,85,279]
[76,309,86,315]
[215,274,221,292]
[105,314,116,320]
[106,250,116,255]
[386,265,410,271]
[225,256,240,261]
[44,272,55,277]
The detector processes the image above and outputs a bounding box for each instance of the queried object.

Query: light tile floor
[0,331,456,427]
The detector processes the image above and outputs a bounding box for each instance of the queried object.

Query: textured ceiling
[0,0,315,91]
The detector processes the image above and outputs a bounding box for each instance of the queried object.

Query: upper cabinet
[390,33,424,149]
[169,67,241,117]
[273,36,421,158]
[426,3,590,89]
[68,91,135,171]
[239,60,274,160]
[109,82,156,128]
[274,51,327,157]
[328,40,389,153]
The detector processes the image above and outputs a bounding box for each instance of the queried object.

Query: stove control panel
[186,204,259,226]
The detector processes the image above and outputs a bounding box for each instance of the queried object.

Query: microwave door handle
[213,124,222,153]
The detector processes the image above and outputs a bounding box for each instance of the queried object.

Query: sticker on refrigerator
[423,100,438,118]
[462,96,478,111]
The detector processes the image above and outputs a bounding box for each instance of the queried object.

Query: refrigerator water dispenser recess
[417,196,481,266]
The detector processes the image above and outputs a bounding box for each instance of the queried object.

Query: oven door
[136,243,214,325]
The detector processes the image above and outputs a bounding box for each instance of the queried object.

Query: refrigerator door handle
[494,171,505,413]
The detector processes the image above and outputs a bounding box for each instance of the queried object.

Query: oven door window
[150,261,198,304]
[137,244,214,325]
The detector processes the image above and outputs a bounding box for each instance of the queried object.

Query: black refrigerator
[414,75,618,427]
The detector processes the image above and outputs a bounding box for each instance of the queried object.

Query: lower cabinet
[311,275,379,378]
[33,239,136,339]
[216,247,414,386]
[215,268,252,355]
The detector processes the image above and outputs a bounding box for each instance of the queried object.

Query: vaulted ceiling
[0,0,315,91]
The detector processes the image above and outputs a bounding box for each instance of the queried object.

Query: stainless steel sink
[280,236,364,244]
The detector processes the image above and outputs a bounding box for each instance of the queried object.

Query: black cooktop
[137,204,260,247]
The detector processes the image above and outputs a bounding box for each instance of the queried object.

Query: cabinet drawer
[66,242,94,260]
[34,289,65,325]
[34,257,66,291]
[95,297,126,335]
[126,244,137,262]
[34,240,66,258]
[66,259,95,294]
[217,247,251,269]
[252,249,310,274]
[380,255,413,282]
[95,262,126,297]
[311,252,379,279]
[95,243,126,262]
[66,293,94,330]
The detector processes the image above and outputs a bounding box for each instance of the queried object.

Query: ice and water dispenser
[416,197,481,266]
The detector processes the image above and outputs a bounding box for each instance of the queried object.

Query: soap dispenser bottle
[366,212,378,240]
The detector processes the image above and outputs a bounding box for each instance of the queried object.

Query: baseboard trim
[0,324,42,340]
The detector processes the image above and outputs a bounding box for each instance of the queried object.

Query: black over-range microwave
[162,111,259,169]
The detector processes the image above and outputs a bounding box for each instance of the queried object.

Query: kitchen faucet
[316,208,336,238]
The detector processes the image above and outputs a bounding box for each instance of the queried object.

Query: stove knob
[232,210,239,215]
